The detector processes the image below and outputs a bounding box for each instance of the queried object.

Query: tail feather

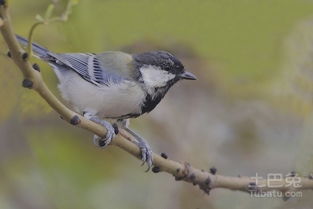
[16,35,49,58]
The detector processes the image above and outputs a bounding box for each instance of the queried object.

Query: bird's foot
[121,125,153,171]
[92,120,116,148]
[136,136,153,171]
[84,112,116,148]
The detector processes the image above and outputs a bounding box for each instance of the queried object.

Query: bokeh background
[1,0,313,208]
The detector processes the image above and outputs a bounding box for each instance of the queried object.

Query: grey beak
[180,71,197,80]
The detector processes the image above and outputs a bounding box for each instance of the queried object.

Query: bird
[16,35,197,170]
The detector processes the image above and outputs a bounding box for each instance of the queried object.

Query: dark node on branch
[248,182,258,192]
[32,63,40,72]
[248,182,256,186]
[202,187,211,194]
[7,51,11,58]
[22,79,33,88]
[175,176,183,181]
[283,195,290,202]
[0,0,6,6]
[199,177,211,194]
[98,140,106,147]
[287,171,296,177]
[112,123,119,135]
[189,173,196,181]
[152,166,161,173]
[209,167,217,175]
[21,52,28,61]
[204,177,211,186]
[160,152,168,159]
[309,173,313,180]
[200,184,211,194]
[70,115,80,125]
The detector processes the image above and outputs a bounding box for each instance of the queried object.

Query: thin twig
[27,0,77,55]
[27,22,44,55]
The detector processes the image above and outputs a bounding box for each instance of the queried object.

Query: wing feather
[47,52,130,86]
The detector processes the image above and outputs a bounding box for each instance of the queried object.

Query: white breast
[56,70,146,118]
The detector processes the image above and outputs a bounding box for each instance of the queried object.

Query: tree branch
[1,1,313,198]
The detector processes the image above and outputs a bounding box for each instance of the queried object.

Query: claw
[105,119,154,171]
[122,126,153,171]
[93,133,112,148]
[84,112,116,148]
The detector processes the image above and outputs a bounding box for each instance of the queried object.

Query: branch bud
[160,152,168,159]
[152,166,161,173]
[209,167,217,175]
[22,79,33,89]
[70,115,80,125]
[32,63,40,72]
[21,52,28,61]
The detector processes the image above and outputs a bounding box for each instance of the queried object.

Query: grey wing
[47,52,126,86]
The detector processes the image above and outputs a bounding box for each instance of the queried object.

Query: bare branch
[1,1,313,198]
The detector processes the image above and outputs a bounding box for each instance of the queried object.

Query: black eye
[175,64,183,69]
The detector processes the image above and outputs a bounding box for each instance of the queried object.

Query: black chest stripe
[141,93,164,114]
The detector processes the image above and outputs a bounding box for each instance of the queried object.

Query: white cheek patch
[140,65,176,88]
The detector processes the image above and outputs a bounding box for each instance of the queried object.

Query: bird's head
[133,51,196,92]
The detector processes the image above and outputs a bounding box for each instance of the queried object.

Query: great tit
[16,35,197,170]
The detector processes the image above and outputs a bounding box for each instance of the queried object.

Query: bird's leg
[117,119,153,171]
[123,127,153,172]
[83,112,116,148]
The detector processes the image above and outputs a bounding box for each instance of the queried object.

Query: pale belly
[57,71,146,118]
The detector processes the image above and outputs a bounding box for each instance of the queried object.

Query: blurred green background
[1,0,313,208]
